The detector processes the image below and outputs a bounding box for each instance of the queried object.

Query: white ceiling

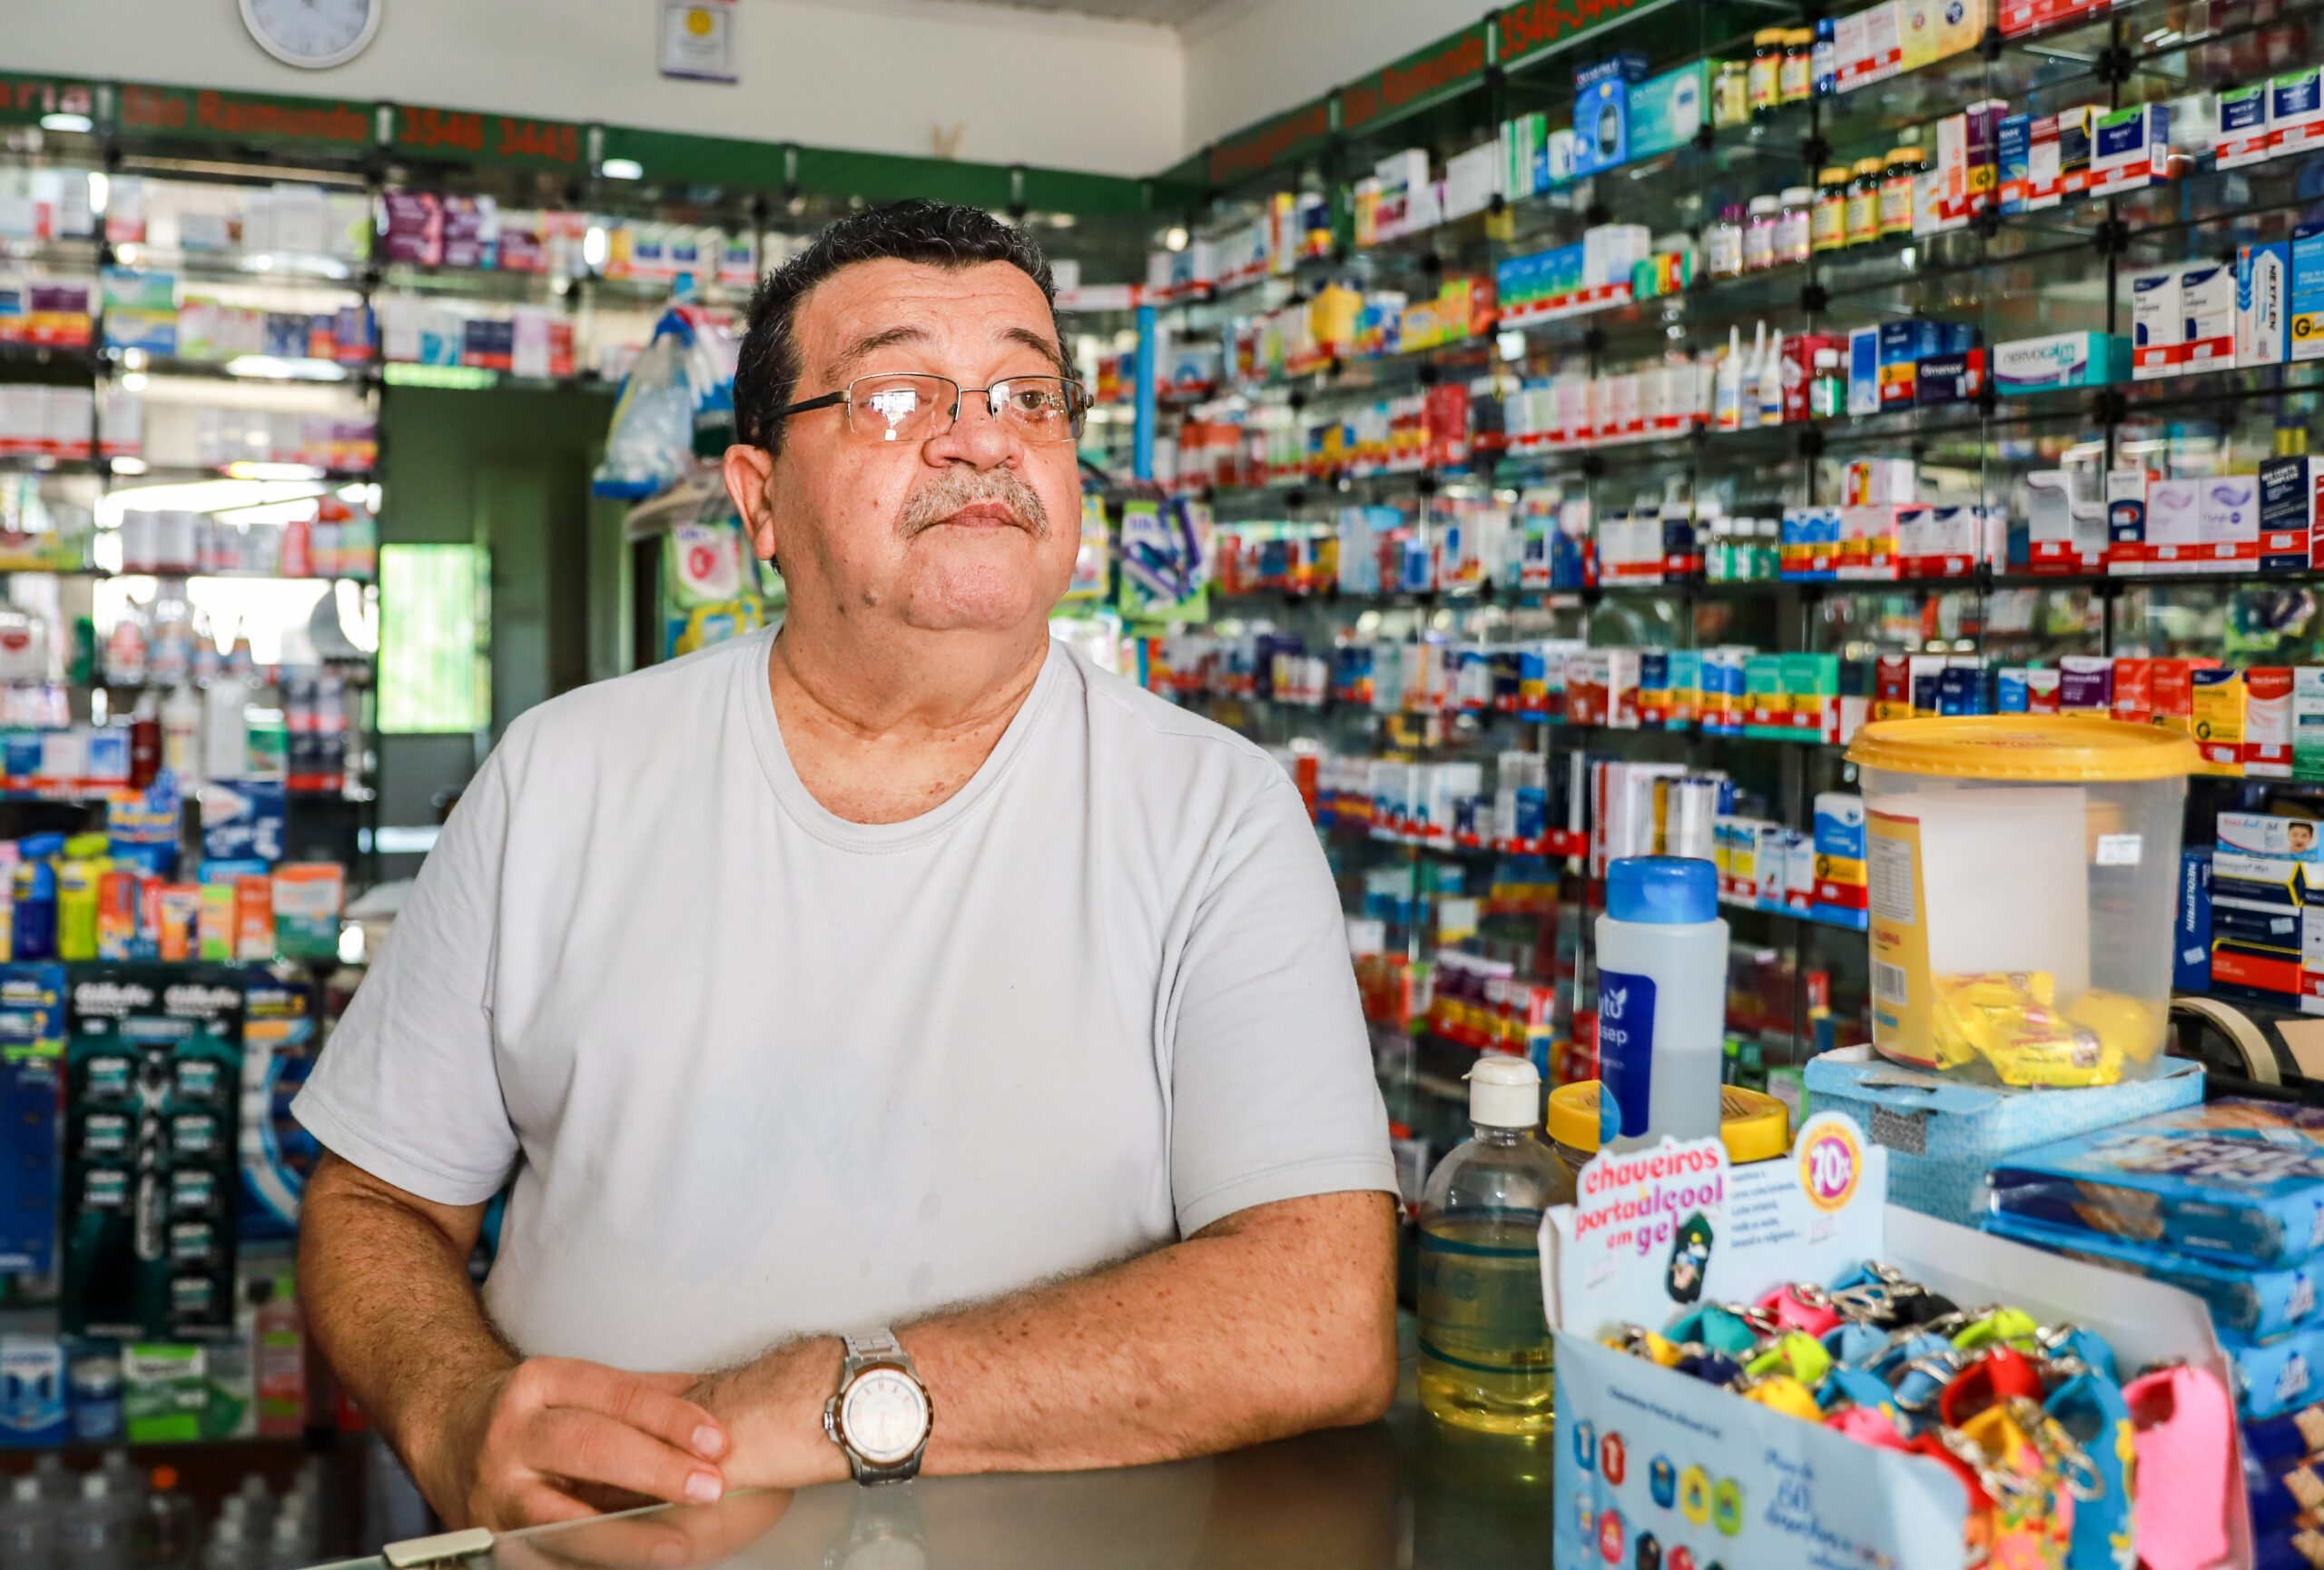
[941,0,1228,26]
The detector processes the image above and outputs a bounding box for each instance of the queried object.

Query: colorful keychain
[2043,1368,2136,1570]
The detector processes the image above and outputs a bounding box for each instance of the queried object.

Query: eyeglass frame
[770,372,1092,445]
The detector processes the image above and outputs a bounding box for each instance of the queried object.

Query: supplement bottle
[1596,856,1728,1152]
[1747,29,1785,115]
[1846,157,1884,246]
[1880,146,1925,237]
[1775,186,1813,266]
[1778,29,1814,104]
[1742,194,1779,272]
[1417,1056,1572,1435]
[1811,165,1850,252]
[1704,204,1745,279]
[1712,61,1749,127]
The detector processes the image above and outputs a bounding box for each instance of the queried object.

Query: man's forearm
[298,1158,515,1506]
[704,1190,1398,1487]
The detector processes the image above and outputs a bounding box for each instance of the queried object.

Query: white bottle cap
[83,1475,107,1500]
[1467,1055,1541,1128]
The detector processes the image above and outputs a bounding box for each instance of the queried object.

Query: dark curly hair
[733,200,1059,456]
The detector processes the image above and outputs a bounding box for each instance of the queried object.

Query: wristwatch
[823,1329,932,1485]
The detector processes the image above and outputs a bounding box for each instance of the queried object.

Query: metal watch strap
[831,1328,929,1485]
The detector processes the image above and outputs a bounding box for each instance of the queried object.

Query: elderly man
[292,200,1397,1531]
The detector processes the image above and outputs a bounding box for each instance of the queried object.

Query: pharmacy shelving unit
[1129,0,2324,1151]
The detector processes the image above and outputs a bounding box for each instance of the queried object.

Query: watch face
[841,1368,929,1465]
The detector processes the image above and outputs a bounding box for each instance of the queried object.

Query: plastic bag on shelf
[592,305,739,500]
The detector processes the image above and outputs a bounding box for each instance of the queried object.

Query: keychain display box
[1545,1113,2248,1570]
[1802,1048,2203,1224]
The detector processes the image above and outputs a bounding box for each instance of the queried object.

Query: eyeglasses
[773,373,1091,446]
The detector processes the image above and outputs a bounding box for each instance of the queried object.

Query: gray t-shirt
[292,628,1393,1370]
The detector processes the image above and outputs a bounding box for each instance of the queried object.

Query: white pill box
[2274,67,2324,157]
[2218,83,2272,167]
[2181,262,2235,372]
[2240,241,2291,367]
[2132,267,2182,378]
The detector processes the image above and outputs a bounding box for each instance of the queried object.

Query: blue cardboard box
[1571,78,1629,176]
[1801,1048,2205,1226]
[2178,846,2213,990]
[0,963,64,1281]
[201,781,286,864]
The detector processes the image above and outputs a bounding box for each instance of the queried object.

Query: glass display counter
[314,1358,1551,1570]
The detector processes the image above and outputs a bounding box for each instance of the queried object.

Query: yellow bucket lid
[1845,715,2199,783]
[1546,1081,1792,1164]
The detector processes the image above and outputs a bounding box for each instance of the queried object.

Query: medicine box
[1996,113,2032,212]
[2191,668,2248,775]
[1627,64,1708,159]
[1571,78,1630,176]
[2275,67,2324,157]
[2106,469,2146,574]
[2181,262,2235,372]
[2092,102,2170,194]
[1846,325,1881,414]
[2249,666,2296,777]
[2177,846,2213,990]
[2241,240,2292,367]
[2297,667,2324,781]
[2142,478,2201,572]
[2203,472,2260,569]
[2260,455,2316,571]
[2292,222,2324,361]
[2131,267,2182,377]
[2219,82,2272,167]
[1991,330,2122,394]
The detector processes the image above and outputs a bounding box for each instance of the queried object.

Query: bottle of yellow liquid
[1416,1057,1574,1435]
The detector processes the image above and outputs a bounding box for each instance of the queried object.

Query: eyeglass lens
[847,375,1084,444]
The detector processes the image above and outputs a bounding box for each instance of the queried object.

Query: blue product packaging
[1914,353,1974,406]
[1,734,37,779]
[1997,667,2028,711]
[1985,1099,2324,1269]
[1571,77,1630,176]
[1626,64,1706,159]
[200,780,286,864]
[0,963,65,1280]
[1940,320,1981,353]
[1996,114,2031,213]
[2223,1319,2324,1421]
[1573,51,1649,88]
[1847,325,1880,415]
[1982,1210,2321,1339]
[2177,847,2214,991]
[0,1334,66,1447]
[2290,222,2324,363]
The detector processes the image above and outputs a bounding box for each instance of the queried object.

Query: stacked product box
[2206,811,2324,1013]
[1980,1101,2324,1555]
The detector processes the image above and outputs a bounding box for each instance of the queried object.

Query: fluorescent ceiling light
[600,158,644,180]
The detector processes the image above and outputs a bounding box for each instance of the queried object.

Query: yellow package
[2065,989,2165,1064]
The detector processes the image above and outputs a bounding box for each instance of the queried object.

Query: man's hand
[684,1342,852,1493]
[415,1358,734,1529]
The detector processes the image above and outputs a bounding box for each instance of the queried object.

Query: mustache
[897,468,1051,540]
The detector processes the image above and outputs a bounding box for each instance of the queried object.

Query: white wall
[1181,0,1473,153]
[4,0,1186,178]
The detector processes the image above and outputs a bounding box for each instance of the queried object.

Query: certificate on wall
[660,0,737,83]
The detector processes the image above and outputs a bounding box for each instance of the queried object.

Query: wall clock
[240,0,382,70]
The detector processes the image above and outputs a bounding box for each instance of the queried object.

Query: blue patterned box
[1801,1049,2205,1226]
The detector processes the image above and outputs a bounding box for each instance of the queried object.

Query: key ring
[2007,1397,2106,1506]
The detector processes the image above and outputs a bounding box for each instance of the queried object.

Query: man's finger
[530,1358,728,1461]
[527,1407,724,1507]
